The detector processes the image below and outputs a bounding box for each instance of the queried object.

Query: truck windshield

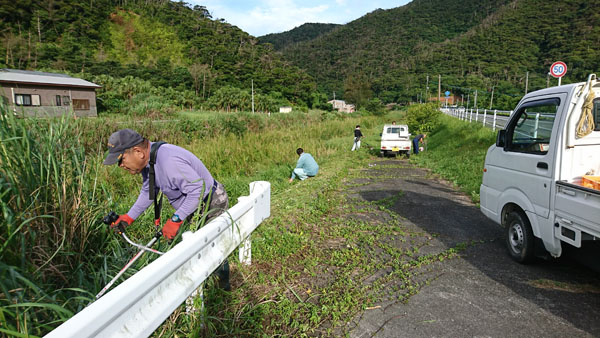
[386,127,405,134]
[507,99,559,154]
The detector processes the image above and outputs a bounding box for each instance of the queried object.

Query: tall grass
[0,106,114,336]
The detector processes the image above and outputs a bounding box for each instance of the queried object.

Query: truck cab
[480,74,600,263]
[380,124,411,158]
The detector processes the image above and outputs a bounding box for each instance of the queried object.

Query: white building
[327,99,355,113]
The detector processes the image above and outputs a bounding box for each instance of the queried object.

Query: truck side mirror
[496,130,506,148]
[379,133,382,136]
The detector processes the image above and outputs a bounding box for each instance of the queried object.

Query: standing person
[103,128,230,290]
[352,125,363,151]
[289,148,319,182]
[413,133,427,154]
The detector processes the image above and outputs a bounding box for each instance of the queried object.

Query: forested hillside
[0,0,318,113]
[3,0,600,112]
[258,23,340,50]
[276,0,600,109]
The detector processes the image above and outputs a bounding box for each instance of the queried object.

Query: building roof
[0,69,101,88]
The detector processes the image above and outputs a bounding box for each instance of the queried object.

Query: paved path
[347,158,600,338]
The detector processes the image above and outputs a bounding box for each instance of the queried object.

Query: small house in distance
[279,106,292,113]
[327,99,355,113]
[0,69,101,117]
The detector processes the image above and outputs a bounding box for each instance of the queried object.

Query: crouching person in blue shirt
[289,147,319,182]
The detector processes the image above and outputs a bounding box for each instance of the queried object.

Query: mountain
[0,0,315,107]
[276,0,600,109]
[3,0,599,111]
[278,0,513,103]
[258,23,341,50]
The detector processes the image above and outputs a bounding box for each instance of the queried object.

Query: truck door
[499,96,565,218]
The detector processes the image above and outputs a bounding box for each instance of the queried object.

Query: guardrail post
[493,109,497,131]
[240,238,252,265]
[469,109,473,122]
[475,108,479,122]
[185,284,204,320]
[483,109,487,127]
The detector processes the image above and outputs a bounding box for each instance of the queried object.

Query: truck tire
[405,152,410,159]
[504,211,535,264]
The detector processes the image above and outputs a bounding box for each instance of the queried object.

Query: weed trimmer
[95,211,164,299]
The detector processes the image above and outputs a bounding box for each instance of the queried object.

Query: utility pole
[547,73,550,88]
[251,79,254,113]
[461,94,464,106]
[426,75,430,101]
[466,93,470,110]
[474,90,478,108]
[525,71,529,94]
[489,86,495,109]
[438,74,441,103]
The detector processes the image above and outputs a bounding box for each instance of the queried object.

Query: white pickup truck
[480,74,600,263]
[380,124,411,158]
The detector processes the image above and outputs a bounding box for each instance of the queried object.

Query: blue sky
[188,0,411,37]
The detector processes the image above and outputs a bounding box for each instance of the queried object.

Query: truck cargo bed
[554,181,600,247]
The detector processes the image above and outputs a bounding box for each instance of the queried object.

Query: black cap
[103,129,143,165]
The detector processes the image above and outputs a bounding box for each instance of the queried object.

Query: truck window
[593,98,600,131]
[386,127,400,134]
[506,99,559,155]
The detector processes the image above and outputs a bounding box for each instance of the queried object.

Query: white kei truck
[480,74,600,263]
[380,124,412,158]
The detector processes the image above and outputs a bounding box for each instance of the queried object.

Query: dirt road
[344,158,600,338]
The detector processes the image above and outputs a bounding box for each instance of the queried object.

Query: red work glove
[162,215,183,240]
[111,214,134,234]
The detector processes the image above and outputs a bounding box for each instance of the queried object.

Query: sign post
[549,61,567,86]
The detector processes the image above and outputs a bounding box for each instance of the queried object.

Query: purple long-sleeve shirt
[127,142,214,221]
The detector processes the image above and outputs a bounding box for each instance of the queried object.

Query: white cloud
[189,0,411,36]
[229,1,331,36]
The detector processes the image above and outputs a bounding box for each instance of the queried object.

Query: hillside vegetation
[275,0,600,109]
[259,23,341,50]
[3,0,600,112]
[0,0,316,110]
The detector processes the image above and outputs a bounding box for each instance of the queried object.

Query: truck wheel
[405,152,410,159]
[504,211,535,264]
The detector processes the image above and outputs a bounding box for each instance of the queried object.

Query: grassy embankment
[0,105,495,336]
[0,106,399,336]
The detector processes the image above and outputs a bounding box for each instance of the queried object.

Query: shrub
[405,103,442,133]
[364,98,385,115]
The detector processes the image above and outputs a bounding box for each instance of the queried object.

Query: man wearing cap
[104,128,230,289]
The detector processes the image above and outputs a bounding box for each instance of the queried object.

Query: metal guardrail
[441,107,513,131]
[45,181,271,338]
[441,107,555,140]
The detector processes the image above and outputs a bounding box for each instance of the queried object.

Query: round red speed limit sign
[550,61,567,78]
